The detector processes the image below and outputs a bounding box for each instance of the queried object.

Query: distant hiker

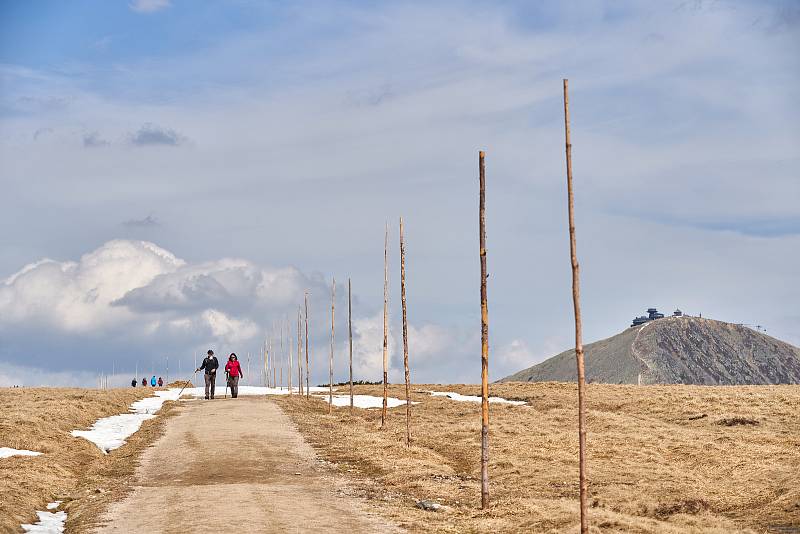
[225,353,244,399]
[142,377,147,387]
[131,378,137,388]
[197,350,219,400]
[157,377,164,387]
[150,375,157,387]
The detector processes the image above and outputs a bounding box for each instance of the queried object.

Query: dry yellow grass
[0,387,176,533]
[274,383,800,533]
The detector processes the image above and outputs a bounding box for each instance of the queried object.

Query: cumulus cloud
[128,123,185,146]
[129,0,171,14]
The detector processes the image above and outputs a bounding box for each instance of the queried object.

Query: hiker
[131,378,137,388]
[150,375,157,387]
[157,377,163,387]
[224,353,244,399]
[197,350,219,400]
[142,377,147,387]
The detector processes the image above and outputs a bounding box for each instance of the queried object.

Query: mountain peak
[501,315,800,385]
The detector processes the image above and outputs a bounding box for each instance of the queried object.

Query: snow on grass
[316,394,409,409]
[179,385,330,397]
[425,391,526,406]
[0,447,42,459]
[71,390,180,454]
[21,502,65,533]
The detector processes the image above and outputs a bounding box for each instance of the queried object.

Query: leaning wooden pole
[478,149,490,510]
[305,292,310,399]
[329,277,335,414]
[563,78,588,534]
[400,217,412,447]
[348,277,354,413]
[381,222,389,429]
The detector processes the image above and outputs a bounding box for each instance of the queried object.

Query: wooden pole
[479,149,490,510]
[400,217,411,446]
[381,222,389,429]
[563,78,588,534]
[298,308,303,396]
[286,315,294,395]
[270,336,274,388]
[280,323,284,390]
[329,277,335,414]
[305,291,310,399]
[348,277,354,413]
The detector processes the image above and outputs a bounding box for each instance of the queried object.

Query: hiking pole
[177,369,199,398]
[225,371,229,399]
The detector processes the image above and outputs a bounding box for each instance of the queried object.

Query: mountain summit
[501,315,800,385]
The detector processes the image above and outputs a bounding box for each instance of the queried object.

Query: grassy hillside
[277,383,800,533]
[0,387,176,533]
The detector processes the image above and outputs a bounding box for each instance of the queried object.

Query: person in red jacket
[224,353,244,398]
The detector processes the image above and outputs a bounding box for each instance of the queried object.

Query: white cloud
[0,240,183,332]
[129,0,171,14]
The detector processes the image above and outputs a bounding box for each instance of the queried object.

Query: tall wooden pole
[298,308,303,396]
[563,78,588,534]
[348,278,354,413]
[267,337,272,388]
[400,217,411,447]
[305,291,310,399]
[381,222,389,429]
[286,315,294,395]
[329,277,335,414]
[478,150,490,510]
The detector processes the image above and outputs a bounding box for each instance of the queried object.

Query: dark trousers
[204,372,216,399]
[227,375,240,398]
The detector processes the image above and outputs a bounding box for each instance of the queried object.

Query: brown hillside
[501,316,800,385]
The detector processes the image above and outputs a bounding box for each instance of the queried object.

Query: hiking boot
[205,396,209,400]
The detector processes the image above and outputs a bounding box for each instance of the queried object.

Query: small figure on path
[131,378,137,388]
[157,376,164,387]
[225,353,243,399]
[150,375,157,387]
[142,377,147,387]
[197,350,219,400]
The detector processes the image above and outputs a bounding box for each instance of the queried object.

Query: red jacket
[225,360,243,377]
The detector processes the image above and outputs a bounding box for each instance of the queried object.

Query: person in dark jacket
[131,378,137,388]
[142,377,147,387]
[197,350,219,400]
[157,377,163,387]
[150,375,157,387]
[224,353,244,399]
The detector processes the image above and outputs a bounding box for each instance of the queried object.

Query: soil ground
[90,396,399,533]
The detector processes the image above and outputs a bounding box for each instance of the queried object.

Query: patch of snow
[425,391,526,406]
[21,503,66,533]
[0,447,42,459]
[317,394,408,409]
[71,390,180,453]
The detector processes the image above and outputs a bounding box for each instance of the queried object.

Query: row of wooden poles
[257,216,412,445]
[255,79,589,532]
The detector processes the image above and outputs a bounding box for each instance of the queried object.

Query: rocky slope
[501,316,800,385]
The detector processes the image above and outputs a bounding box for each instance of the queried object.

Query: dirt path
[91,397,400,534]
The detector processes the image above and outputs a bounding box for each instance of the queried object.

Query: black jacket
[200,356,219,374]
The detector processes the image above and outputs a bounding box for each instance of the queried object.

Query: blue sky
[0,0,798,386]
